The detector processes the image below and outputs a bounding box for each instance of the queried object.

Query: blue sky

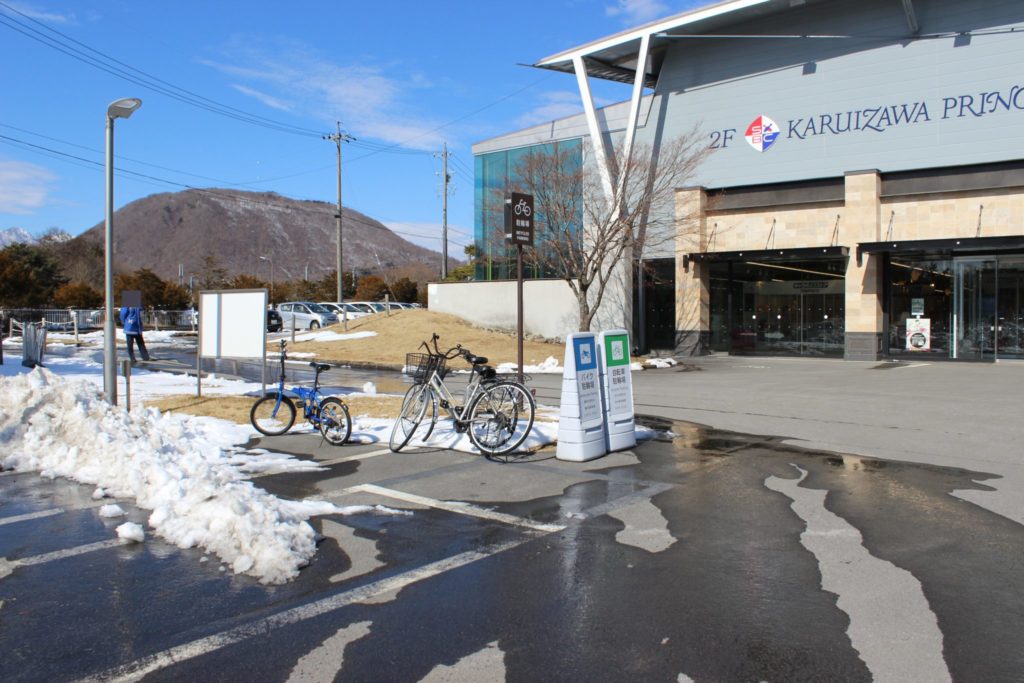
[0,0,701,256]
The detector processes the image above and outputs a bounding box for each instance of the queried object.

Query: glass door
[954,259,997,360]
[995,258,1024,359]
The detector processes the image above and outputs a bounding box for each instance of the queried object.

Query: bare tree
[509,131,709,331]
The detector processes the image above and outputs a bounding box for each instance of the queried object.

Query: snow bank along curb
[0,369,325,584]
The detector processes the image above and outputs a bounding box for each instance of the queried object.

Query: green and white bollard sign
[598,329,636,451]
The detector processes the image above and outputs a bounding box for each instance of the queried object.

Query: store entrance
[886,254,1024,360]
[954,258,1024,360]
[709,259,847,356]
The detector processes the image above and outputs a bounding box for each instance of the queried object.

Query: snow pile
[117,522,145,542]
[494,356,563,375]
[293,330,377,343]
[644,357,678,369]
[99,504,125,518]
[362,381,377,395]
[0,368,324,584]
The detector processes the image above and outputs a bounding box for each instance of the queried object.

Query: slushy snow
[0,368,352,584]
[117,522,145,542]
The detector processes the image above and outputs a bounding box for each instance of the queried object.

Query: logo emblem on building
[745,115,780,152]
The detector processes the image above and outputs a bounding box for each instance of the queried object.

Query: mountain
[0,227,35,247]
[74,188,451,283]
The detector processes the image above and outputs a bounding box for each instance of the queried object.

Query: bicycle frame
[266,341,337,428]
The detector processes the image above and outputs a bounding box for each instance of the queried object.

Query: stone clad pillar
[675,186,709,356]
[843,170,883,360]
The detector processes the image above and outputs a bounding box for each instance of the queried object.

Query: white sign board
[906,317,931,351]
[199,289,267,359]
[598,329,636,452]
[557,332,607,462]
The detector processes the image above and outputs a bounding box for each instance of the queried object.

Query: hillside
[73,189,452,283]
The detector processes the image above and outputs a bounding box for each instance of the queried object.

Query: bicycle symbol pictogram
[513,198,532,217]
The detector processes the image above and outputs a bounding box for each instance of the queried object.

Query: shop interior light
[745,261,844,278]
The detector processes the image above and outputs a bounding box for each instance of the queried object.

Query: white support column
[616,32,651,210]
[573,55,615,202]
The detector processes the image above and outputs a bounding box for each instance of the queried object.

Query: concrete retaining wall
[427,279,580,341]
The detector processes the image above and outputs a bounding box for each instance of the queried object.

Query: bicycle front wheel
[250,393,297,436]
[317,397,352,445]
[467,381,535,457]
[389,384,430,453]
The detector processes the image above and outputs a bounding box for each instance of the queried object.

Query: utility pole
[434,143,452,279]
[323,121,354,328]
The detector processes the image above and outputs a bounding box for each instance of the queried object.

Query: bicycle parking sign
[505,192,534,246]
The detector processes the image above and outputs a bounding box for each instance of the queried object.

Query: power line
[0,1,324,138]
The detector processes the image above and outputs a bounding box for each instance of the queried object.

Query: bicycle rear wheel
[389,384,430,452]
[466,381,535,457]
[317,397,352,445]
[250,393,297,436]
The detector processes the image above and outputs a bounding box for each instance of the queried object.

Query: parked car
[276,302,338,329]
[266,309,283,332]
[348,301,384,314]
[189,308,283,332]
[318,302,369,319]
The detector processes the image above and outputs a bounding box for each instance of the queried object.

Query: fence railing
[1,308,197,335]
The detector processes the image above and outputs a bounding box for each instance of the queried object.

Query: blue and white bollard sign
[598,329,636,451]
[557,332,608,461]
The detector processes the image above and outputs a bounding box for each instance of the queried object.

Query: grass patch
[146,393,404,423]
[288,309,563,369]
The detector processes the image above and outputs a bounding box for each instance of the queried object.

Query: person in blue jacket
[119,306,150,362]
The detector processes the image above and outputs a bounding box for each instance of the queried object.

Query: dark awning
[856,235,1024,265]
[683,246,848,272]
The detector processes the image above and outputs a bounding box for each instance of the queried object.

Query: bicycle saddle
[309,362,331,373]
[465,354,488,365]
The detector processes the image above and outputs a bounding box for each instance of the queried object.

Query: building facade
[471,0,1024,360]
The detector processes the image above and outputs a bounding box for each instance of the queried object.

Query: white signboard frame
[197,289,267,396]
[556,332,607,462]
[598,329,636,452]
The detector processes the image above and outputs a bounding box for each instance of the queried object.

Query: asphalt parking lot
[2,356,1023,682]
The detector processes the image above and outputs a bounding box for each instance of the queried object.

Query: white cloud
[516,91,586,128]
[7,2,77,23]
[231,84,292,112]
[202,41,447,151]
[514,91,617,129]
[0,159,55,215]
[605,0,670,24]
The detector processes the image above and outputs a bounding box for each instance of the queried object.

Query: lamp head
[107,98,142,120]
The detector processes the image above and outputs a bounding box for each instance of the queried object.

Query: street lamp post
[259,255,274,302]
[103,97,142,406]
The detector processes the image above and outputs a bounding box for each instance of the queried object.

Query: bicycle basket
[405,353,446,381]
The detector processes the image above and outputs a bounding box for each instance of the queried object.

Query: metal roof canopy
[683,245,848,271]
[532,0,832,86]
[856,235,1024,265]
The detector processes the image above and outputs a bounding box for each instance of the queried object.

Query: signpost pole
[505,192,534,384]
[517,244,524,383]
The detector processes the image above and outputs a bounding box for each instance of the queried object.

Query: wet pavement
[2,416,1022,682]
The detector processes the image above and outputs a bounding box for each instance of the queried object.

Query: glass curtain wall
[709,259,846,356]
[474,139,583,281]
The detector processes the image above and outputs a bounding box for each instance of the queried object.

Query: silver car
[318,302,369,319]
[277,302,338,329]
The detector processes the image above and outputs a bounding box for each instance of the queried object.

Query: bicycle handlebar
[420,333,470,360]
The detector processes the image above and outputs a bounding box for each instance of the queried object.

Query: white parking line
[77,538,532,683]
[0,508,66,526]
[0,500,113,527]
[338,484,566,533]
[1,539,128,580]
